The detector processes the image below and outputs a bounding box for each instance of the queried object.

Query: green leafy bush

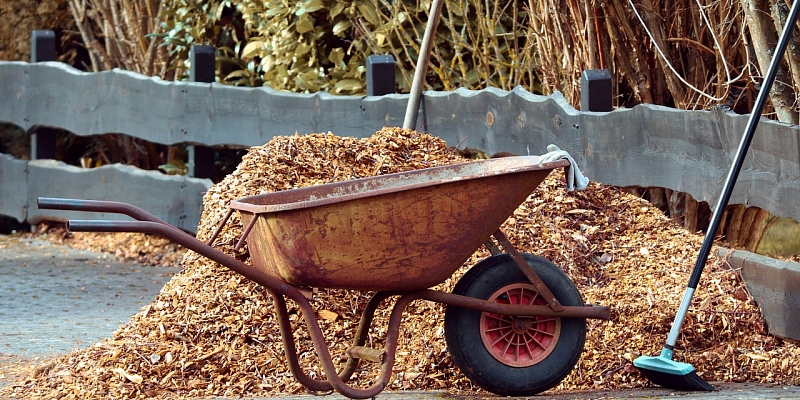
[157,0,542,95]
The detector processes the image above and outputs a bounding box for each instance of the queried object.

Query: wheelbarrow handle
[37,197,169,225]
[67,220,159,233]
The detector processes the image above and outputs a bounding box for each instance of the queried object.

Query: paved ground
[242,384,800,399]
[0,235,178,357]
[1,234,799,399]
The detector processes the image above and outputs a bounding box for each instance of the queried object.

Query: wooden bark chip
[3,127,798,399]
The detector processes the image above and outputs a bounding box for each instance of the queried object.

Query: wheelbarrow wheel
[444,253,586,396]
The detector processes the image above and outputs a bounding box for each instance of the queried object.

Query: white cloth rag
[538,144,589,191]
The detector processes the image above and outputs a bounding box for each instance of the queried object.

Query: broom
[633,0,800,391]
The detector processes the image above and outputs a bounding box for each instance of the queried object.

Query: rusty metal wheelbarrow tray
[223,155,569,291]
[37,155,610,399]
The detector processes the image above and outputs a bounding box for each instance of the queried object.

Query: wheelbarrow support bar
[66,219,610,321]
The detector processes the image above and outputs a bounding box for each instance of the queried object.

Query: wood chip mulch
[25,226,185,268]
[3,127,798,399]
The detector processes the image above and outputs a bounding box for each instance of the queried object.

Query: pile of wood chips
[3,127,799,399]
[28,227,186,268]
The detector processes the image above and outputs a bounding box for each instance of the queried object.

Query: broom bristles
[639,368,714,391]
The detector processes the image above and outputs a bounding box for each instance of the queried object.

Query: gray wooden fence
[1,60,799,232]
[2,44,800,341]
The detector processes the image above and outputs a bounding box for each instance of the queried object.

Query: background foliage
[155,0,544,95]
[63,0,800,119]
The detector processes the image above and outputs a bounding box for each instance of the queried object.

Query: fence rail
[0,155,209,232]
[1,60,799,232]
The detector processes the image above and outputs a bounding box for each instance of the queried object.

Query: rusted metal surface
[235,215,258,251]
[418,290,610,319]
[207,208,234,245]
[230,156,570,291]
[49,207,609,398]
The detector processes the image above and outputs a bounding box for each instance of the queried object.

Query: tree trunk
[683,194,698,233]
[742,207,771,252]
[740,0,798,124]
[638,0,687,107]
[773,0,800,117]
[666,189,685,221]
[725,204,747,247]
[647,187,668,213]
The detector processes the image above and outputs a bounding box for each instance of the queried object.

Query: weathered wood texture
[1,61,799,227]
[1,153,210,232]
[0,154,28,222]
[720,248,800,341]
[0,61,404,146]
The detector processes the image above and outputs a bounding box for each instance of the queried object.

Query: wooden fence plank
[0,154,28,222]
[1,61,799,224]
[720,248,800,341]
[24,160,211,232]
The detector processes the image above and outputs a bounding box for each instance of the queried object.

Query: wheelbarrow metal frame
[38,196,610,399]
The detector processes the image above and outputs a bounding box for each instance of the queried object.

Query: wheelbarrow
[38,155,610,399]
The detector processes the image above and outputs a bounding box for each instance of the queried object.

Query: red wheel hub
[480,283,561,367]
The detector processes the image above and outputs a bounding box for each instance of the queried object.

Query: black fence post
[580,69,612,112]
[188,45,216,180]
[190,45,216,84]
[31,30,56,63]
[30,30,58,160]
[366,55,396,96]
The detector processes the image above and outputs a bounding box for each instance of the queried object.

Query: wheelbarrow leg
[269,287,416,399]
[270,289,397,391]
[269,290,334,393]
[339,292,397,379]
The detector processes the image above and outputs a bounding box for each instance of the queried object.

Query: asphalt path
[1,234,798,399]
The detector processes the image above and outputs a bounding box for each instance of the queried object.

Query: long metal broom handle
[666,0,800,349]
[403,0,444,130]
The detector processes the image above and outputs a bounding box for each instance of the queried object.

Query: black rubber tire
[444,253,587,396]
